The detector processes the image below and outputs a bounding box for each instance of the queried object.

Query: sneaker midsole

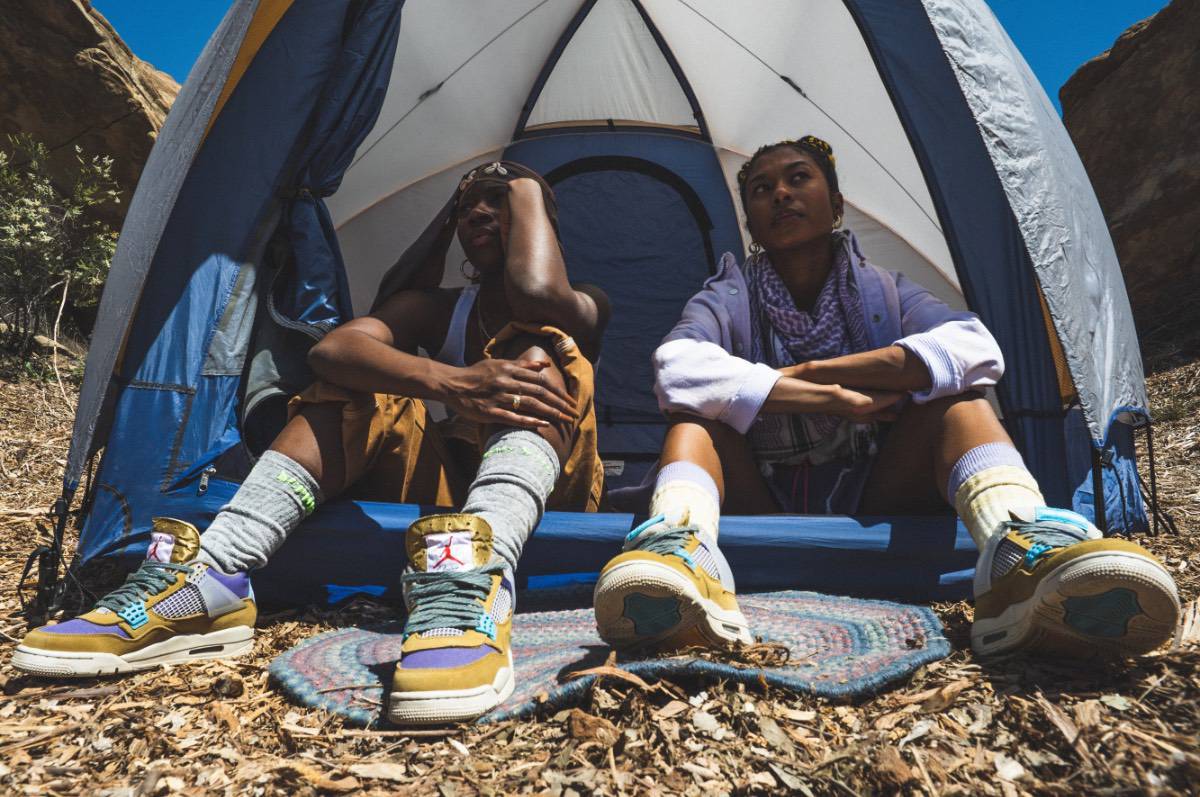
[13,625,254,673]
[387,651,514,723]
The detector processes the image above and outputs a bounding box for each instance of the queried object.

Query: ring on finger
[512,394,522,411]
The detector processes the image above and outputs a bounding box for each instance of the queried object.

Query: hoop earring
[460,258,479,283]
[832,215,844,230]
[749,241,763,255]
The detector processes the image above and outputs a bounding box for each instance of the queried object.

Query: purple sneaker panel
[400,644,491,670]
[206,568,252,599]
[40,617,130,638]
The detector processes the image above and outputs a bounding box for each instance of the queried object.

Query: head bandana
[454,160,560,235]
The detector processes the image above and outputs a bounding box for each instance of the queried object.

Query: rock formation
[0,0,179,229]
[1061,0,1200,351]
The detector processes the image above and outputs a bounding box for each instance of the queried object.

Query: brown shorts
[287,322,604,512]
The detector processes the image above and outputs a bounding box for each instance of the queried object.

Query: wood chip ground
[2,350,1197,795]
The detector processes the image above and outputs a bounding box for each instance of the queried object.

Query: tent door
[540,156,717,492]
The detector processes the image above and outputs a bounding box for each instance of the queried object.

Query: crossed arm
[761,345,931,420]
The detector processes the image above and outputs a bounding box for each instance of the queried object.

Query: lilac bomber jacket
[651,231,1005,435]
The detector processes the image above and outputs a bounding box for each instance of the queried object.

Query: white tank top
[432,285,478,367]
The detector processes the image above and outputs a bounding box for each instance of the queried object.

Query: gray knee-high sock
[462,430,561,574]
[198,450,322,572]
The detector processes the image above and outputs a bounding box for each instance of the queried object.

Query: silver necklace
[475,295,497,343]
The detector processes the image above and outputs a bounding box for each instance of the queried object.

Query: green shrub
[0,134,118,353]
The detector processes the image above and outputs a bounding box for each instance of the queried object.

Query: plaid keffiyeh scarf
[744,234,877,465]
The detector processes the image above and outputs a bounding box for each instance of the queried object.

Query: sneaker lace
[96,561,190,613]
[625,515,699,569]
[1010,522,1089,569]
[402,565,503,637]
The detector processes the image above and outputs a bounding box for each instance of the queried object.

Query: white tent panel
[336,0,964,321]
[644,0,956,291]
[526,0,696,130]
[329,0,582,227]
[843,205,964,309]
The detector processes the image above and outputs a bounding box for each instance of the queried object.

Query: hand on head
[453,162,560,279]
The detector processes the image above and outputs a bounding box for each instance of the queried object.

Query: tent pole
[1091,446,1108,536]
[1145,421,1160,536]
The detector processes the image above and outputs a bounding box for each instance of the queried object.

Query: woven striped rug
[270,589,949,726]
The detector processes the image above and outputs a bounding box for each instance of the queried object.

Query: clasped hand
[442,358,578,429]
[770,363,904,423]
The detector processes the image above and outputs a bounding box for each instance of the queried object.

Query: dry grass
[1,350,1198,796]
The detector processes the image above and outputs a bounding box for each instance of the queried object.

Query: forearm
[503,179,578,324]
[501,181,602,340]
[761,377,843,414]
[309,331,458,400]
[787,345,932,393]
[760,375,905,421]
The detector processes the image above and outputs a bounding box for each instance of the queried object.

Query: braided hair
[735,135,839,209]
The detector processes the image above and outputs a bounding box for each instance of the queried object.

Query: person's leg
[391,331,580,725]
[594,414,767,654]
[859,393,1044,546]
[860,393,1179,659]
[194,405,341,574]
[654,414,779,535]
[13,383,407,677]
[463,334,570,573]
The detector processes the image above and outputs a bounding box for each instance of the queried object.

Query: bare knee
[915,391,984,412]
[487,337,572,462]
[900,391,994,426]
[665,412,738,443]
[270,403,347,497]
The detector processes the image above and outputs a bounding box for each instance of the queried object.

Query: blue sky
[93,0,1168,112]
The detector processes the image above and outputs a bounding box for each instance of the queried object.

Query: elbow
[988,346,1005,381]
[307,336,341,380]
[507,279,567,324]
[652,341,685,382]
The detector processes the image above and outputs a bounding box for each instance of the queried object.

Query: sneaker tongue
[405,514,494,573]
[146,517,201,564]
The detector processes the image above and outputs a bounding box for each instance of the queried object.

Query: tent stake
[25,496,68,628]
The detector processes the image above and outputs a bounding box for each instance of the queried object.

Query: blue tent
[25,0,1159,618]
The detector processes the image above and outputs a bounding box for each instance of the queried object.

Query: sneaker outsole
[10,626,255,677]
[594,559,752,654]
[387,652,514,725]
[971,550,1180,659]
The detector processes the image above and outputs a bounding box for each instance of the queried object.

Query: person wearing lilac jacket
[592,135,1179,663]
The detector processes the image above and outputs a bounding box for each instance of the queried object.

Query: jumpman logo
[434,542,465,566]
[425,532,472,571]
[147,534,173,563]
[432,539,465,568]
